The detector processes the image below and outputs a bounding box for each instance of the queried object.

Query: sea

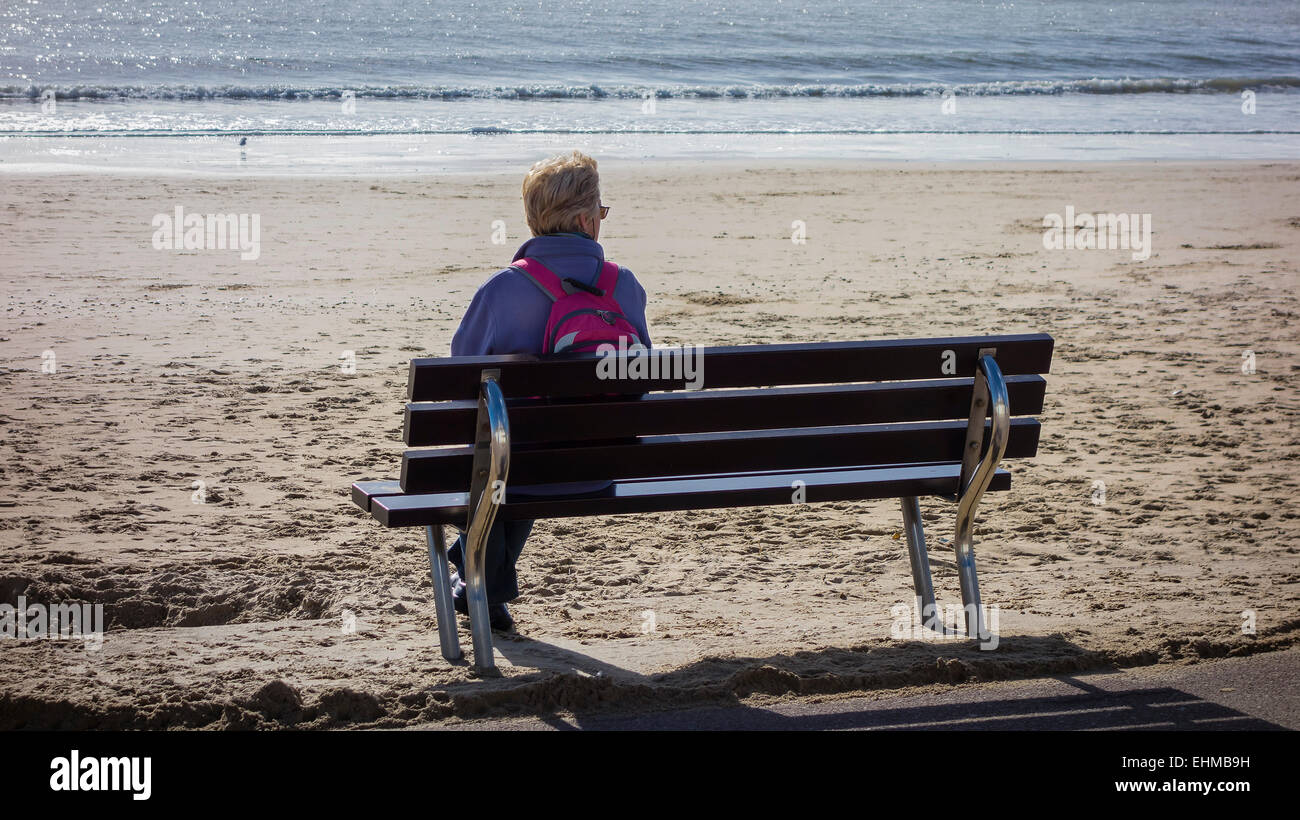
[1,0,1297,173]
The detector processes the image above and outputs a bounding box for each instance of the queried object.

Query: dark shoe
[488,603,514,632]
[450,578,514,632]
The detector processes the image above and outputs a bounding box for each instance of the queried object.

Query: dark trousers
[447,519,535,604]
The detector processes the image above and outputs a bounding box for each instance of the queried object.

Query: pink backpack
[509,257,644,354]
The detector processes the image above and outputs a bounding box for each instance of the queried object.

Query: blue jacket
[451,234,651,356]
[450,233,651,497]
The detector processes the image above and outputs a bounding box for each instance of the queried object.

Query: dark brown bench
[352,333,1054,672]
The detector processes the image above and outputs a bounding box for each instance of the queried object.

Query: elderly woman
[446,150,652,631]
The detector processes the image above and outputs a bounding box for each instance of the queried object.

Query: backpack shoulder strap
[509,257,565,302]
[595,260,620,298]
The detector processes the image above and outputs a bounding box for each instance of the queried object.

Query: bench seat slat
[400,417,1040,494]
[352,479,402,512]
[356,463,1011,528]
[404,374,1047,446]
[408,333,1054,401]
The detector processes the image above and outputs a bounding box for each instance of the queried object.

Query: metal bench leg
[953,516,984,639]
[954,350,1010,640]
[901,497,962,636]
[463,370,510,674]
[463,516,495,672]
[900,496,940,632]
[425,524,462,661]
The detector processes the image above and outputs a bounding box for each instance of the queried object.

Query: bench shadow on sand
[474,632,1286,731]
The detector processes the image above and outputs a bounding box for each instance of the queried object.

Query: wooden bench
[352,333,1054,672]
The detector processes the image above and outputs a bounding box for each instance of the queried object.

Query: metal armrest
[952,351,1010,638]
[461,370,511,672]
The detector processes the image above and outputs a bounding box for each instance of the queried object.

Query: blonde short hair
[521,151,601,236]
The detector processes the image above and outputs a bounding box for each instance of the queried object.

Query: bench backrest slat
[400,417,1041,493]
[407,333,1054,401]
[404,374,1047,446]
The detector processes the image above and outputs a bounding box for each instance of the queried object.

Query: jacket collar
[513,233,605,262]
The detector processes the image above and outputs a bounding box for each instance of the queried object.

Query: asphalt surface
[442,647,1300,730]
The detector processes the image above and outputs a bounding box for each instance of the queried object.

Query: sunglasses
[598,203,610,219]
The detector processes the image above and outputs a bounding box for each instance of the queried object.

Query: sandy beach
[0,160,1296,729]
